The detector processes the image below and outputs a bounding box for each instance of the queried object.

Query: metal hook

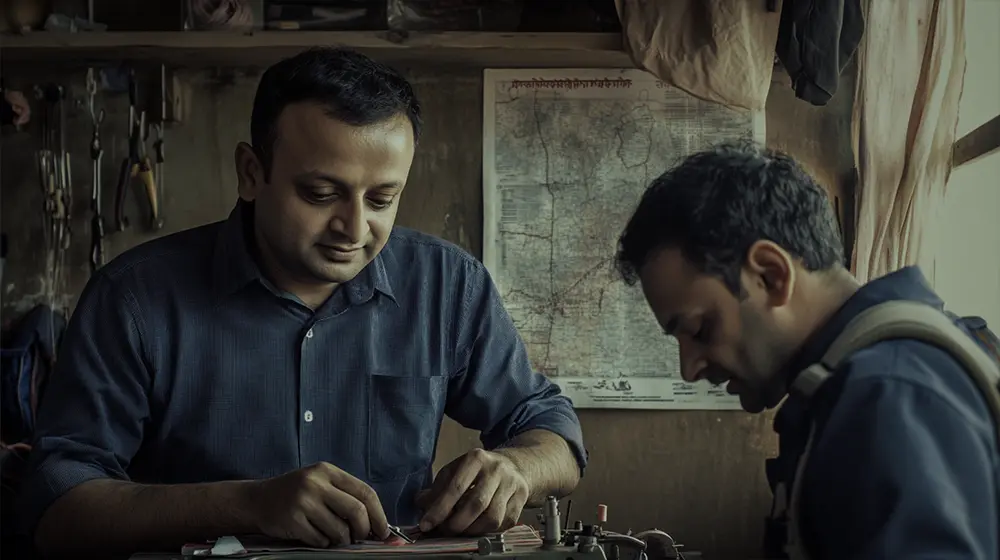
[85,68,97,94]
[86,68,100,125]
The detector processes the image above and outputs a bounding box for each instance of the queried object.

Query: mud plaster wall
[0,63,855,557]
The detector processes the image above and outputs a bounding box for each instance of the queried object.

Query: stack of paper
[181,524,542,557]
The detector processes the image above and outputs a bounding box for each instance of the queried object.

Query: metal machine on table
[524,496,687,560]
[134,496,686,560]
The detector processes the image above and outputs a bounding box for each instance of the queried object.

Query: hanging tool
[114,70,163,232]
[113,71,137,232]
[140,112,164,231]
[152,122,165,230]
[34,84,73,256]
[87,69,106,273]
[152,63,168,229]
[33,82,73,321]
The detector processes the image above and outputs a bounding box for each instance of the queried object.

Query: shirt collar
[781,266,943,388]
[346,245,398,307]
[212,200,397,305]
[773,266,942,436]
[212,201,261,299]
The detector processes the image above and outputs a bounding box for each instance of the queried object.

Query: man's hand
[247,462,390,548]
[415,449,529,536]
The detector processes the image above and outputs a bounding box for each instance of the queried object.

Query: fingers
[419,457,480,531]
[415,461,457,514]
[319,486,372,543]
[502,489,528,530]
[460,483,508,536]
[319,464,390,541]
[441,472,501,535]
[262,463,391,549]
[300,501,352,547]
[414,488,432,509]
[288,510,332,549]
[463,480,528,536]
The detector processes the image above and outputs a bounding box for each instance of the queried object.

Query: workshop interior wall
[0,63,855,556]
[925,0,1000,328]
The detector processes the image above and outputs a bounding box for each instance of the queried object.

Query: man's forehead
[270,104,414,173]
[274,102,411,141]
[272,103,350,148]
[640,247,696,288]
[639,247,703,318]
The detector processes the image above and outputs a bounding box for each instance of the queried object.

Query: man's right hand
[246,462,390,548]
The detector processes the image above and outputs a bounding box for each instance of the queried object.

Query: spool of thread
[596,503,607,523]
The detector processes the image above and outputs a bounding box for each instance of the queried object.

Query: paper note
[181,524,542,556]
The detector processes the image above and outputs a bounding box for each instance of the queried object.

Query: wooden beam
[0,31,634,69]
[953,114,1000,168]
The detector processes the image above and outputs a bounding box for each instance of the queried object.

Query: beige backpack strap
[785,300,1000,560]
[819,301,1000,431]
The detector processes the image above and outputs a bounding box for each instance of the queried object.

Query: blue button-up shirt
[764,267,998,559]
[19,202,587,536]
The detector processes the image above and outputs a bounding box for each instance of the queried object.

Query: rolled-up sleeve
[17,273,151,537]
[445,261,587,474]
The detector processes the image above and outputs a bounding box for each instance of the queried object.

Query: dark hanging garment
[775,0,866,106]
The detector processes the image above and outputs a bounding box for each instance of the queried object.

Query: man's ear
[744,240,795,308]
[235,142,265,201]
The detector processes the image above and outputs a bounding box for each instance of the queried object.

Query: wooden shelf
[0,31,634,68]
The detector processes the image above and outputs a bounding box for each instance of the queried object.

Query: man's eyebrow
[293,170,351,187]
[293,171,402,190]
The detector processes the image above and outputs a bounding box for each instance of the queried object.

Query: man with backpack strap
[614,141,999,559]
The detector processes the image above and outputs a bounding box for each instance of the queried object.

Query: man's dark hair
[615,141,844,296]
[250,47,423,178]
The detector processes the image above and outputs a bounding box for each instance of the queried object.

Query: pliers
[114,69,163,232]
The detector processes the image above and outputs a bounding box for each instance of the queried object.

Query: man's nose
[678,340,706,382]
[330,198,368,244]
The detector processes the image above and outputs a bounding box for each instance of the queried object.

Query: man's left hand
[415,448,530,536]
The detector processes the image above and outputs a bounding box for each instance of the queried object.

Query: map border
[481,68,766,410]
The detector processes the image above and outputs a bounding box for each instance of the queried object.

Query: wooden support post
[952,114,1000,168]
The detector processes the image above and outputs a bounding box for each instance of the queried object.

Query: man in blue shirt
[20,47,586,557]
[614,141,998,558]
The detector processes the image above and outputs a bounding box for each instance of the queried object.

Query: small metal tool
[387,525,415,544]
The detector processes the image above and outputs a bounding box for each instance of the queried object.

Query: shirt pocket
[367,373,446,482]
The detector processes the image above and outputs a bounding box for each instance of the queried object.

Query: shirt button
[304,410,314,423]
[305,328,314,339]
